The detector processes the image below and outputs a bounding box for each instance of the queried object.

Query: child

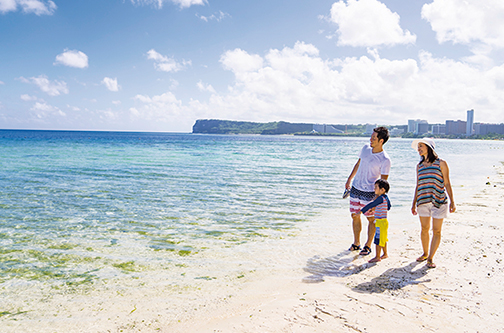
[361,179,391,263]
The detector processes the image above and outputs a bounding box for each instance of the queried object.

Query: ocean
[0,130,503,329]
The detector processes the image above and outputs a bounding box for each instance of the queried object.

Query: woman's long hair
[420,144,438,164]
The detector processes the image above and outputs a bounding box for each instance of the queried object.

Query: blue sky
[1,0,503,132]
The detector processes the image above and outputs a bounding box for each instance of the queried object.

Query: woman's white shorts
[417,202,448,219]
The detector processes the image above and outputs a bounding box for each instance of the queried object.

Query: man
[345,127,390,255]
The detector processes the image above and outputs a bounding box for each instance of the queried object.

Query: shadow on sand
[352,261,431,294]
[302,250,371,283]
[303,251,431,293]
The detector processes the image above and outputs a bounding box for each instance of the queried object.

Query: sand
[2,162,503,332]
[167,163,504,333]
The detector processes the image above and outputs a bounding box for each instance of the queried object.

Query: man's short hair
[375,179,390,193]
[374,126,389,144]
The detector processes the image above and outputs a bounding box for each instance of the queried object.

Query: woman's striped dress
[416,158,447,208]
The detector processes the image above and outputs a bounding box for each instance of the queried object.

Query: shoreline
[2,128,503,141]
[2,162,503,332]
[167,161,504,332]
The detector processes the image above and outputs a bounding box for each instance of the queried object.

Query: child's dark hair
[373,126,389,144]
[375,179,390,193]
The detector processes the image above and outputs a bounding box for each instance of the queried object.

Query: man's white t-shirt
[352,144,391,192]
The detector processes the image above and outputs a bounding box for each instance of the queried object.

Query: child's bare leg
[380,243,388,259]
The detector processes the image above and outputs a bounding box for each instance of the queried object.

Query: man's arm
[345,159,361,190]
[380,156,391,181]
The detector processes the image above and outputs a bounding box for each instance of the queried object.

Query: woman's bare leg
[428,218,444,261]
[419,216,431,258]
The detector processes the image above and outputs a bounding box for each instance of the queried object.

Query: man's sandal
[348,244,361,251]
[359,245,372,255]
[426,260,436,268]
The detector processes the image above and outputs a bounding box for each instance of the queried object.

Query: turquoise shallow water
[0,130,502,286]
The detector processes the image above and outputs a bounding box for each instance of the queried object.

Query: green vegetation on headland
[192,119,504,140]
[192,119,367,135]
[192,119,313,135]
[470,133,504,140]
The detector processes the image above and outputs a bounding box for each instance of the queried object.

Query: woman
[411,138,456,268]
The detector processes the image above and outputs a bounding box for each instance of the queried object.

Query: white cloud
[0,0,56,15]
[54,49,89,68]
[197,80,216,93]
[102,77,120,92]
[20,94,38,101]
[147,49,191,73]
[0,80,5,85]
[129,90,197,131]
[31,101,54,111]
[133,95,150,104]
[462,47,494,68]
[329,0,416,47]
[20,75,69,96]
[134,92,183,115]
[96,108,119,121]
[129,0,206,9]
[112,100,122,105]
[67,104,81,111]
[172,0,206,9]
[422,0,504,50]
[220,49,264,73]
[129,0,162,9]
[169,78,179,90]
[191,42,504,125]
[0,0,16,13]
[30,101,66,117]
[197,11,230,22]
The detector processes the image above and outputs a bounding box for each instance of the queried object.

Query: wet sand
[2,163,503,333]
[168,162,504,333]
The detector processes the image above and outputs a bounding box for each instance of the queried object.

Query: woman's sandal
[426,260,436,268]
[359,245,372,255]
[348,244,361,251]
[416,255,428,262]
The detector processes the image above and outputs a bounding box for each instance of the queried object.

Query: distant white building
[446,120,466,135]
[408,119,429,134]
[432,124,446,135]
[408,120,416,133]
[416,121,429,134]
[474,123,504,135]
[466,109,474,136]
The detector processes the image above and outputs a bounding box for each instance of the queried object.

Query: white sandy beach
[166,163,504,333]
[2,162,503,333]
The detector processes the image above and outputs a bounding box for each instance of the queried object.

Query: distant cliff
[192,119,313,135]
